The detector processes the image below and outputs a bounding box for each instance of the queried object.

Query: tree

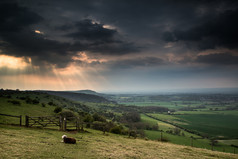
[54,106,62,113]
[92,113,106,122]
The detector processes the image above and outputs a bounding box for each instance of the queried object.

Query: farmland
[1,89,238,156]
[141,114,237,153]
[147,111,238,139]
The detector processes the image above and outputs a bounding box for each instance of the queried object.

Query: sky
[0,0,238,93]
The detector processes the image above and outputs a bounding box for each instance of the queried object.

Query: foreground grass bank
[0,125,237,159]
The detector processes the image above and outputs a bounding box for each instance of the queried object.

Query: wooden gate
[25,115,83,131]
[25,115,61,129]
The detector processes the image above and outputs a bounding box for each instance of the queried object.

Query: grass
[141,114,238,153]
[176,114,238,139]
[1,124,238,159]
[147,112,238,139]
[0,97,57,125]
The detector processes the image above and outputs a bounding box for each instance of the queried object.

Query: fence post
[19,115,22,126]
[190,136,194,147]
[59,116,62,130]
[25,115,29,127]
[63,117,67,131]
[160,130,163,141]
[76,119,79,131]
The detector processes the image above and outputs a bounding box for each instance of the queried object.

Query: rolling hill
[43,91,112,103]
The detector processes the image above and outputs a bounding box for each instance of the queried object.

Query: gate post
[25,115,29,127]
[63,117,67,131]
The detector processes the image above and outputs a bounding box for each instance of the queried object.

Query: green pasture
[2,125,237,159]
[176,114,238,139]
[0,97,56,125]
[141,114,238,153]
[147,112,238,139]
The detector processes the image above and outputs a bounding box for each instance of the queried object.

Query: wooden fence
[0,113,22,126]
[25,115,85,131]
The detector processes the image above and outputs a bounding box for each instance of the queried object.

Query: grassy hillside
[0,124,237,159]
[44,91,112,103]
[0,90,93,125]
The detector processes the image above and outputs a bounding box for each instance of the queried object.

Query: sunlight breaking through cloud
[0,55,31,69]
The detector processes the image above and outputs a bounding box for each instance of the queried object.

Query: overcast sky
[0,0,238,92]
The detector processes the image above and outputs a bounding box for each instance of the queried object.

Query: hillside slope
[0,90,92,123]
[44,91,111,103]
[0,125,237,159]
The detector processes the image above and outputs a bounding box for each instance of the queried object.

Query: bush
[128,130,137,138]
[110,126,122,134]
[83,114,93,122]
[60,110,75,118]
[32,99,39,104]
[91,121,105,131]
[41,103,46,107]
[54,106,62,113]
[152,124,159,131]
[121,112,141,123]
[8,100,21,105]
[48,101,54,106]
[92,113,106,122]
[25,98,33,104]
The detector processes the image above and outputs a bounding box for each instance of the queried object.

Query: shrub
[92,113,106,122]
[121,112,141,123]
[91,121,105,131]
[41,103,46,107]
[173,128,181,135]
[152,124,159,131]
[25,97,33,104]
[32,99,39,104]
[128,130,137,138]
[48,101,54,106]
[83,114,93,122]
[54,106,62,113]
[60,110,75,118]
[110,126,122,134]
[8,100,21,105]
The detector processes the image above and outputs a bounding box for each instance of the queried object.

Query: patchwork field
[141,114,237,153]
[147,111,238,139]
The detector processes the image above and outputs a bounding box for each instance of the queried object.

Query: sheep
[62,135,76,144]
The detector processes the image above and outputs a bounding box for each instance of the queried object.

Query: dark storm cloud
[67,19,139,55]
[163,8,238,50]
[0,2,74,68]
[196,53,238,65]
[0,2,43,32]
[0,2,138,69]
[1,0,238,70]
[68,19,117,42]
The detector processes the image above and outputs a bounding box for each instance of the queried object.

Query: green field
[147,112,238,139]
[1,124,237,159]
[176,114,238,138]
[0,97,57,125]
[141,114,237,153]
